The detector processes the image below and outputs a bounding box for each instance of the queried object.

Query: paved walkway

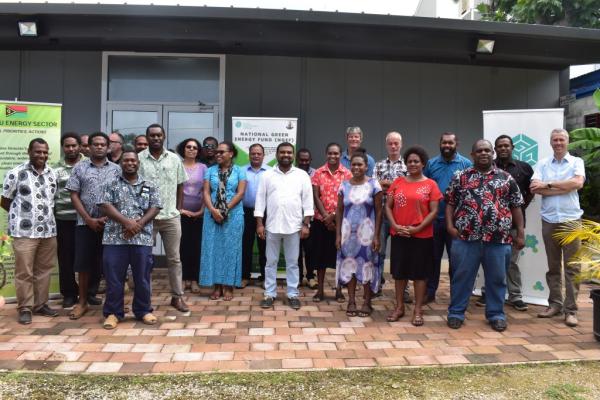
[0,269,598,374]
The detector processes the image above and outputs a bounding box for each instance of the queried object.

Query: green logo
[235,121,242,128]
[521,234,539,256]
[512,134,538,166]
[533,281,545,291]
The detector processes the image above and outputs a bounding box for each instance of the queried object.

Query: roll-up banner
[0,101,62,299]
[480,108,564,306]
[232,117,297,166]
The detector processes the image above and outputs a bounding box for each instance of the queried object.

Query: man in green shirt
[53,133,85,308]
[139,123,189,312]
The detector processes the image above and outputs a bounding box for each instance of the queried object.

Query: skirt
[390,235,434,281]
[309,219,337,270]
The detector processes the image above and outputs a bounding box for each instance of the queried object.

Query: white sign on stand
[478,108,564,306]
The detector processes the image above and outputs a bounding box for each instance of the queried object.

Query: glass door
[163,105,219,150]
[106,104,161,144]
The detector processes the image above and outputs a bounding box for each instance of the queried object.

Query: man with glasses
[108,132,125,164]
[201,137,219,167]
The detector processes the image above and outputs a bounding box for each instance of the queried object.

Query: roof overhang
[1,3,600,69]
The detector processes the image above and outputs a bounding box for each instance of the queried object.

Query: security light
[476,39,495,54]
[18,21,38,37]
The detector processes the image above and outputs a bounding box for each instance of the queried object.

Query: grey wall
[225,55,560,161]
[0,51,559,162]
[0,51,102,135]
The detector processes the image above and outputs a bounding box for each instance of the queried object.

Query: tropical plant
[478,0,600,28]
[569,89,600,220]
[554,219,600,282]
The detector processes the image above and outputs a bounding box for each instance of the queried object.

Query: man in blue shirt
[340,126,375,177]
[531,128,585,327]
[423,132,472,303]
[241,143,271,287]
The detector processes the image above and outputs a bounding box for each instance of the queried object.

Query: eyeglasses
[215,150,230,155]
[185,145,198,150]
[203,144,217,149]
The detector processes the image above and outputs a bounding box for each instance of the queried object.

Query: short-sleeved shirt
[424,152,472,219]
[2,162,57,238]
[182,162,207,212]
[373,157,407,198]
[445,167,524,244]
[311,164,352,221]
[66,158,121,226]
[99,175,162,246]
[53,155,84,221]
[387,177,442,238]
[531,153,585,223]
[138,148,188,220]
[242,164,271,209]
[341,150,375,177]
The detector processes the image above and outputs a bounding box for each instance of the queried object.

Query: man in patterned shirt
[445,139,524,332]
[373,131,407,299]
[53,133,85,309]
[66,132,121,319]
[99,148,162,329]
[2,138,58,324]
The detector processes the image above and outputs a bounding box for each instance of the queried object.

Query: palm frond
[553,219,600,245]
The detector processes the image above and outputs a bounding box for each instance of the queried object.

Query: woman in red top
[385,146,442,326]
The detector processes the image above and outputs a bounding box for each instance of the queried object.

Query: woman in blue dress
[335,150,383,318]
[200,141,247,301]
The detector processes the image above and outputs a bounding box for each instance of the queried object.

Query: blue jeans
[428,218,454,298]
[264,231,300,299]
[103,245,153,320]
[448,239,511,322]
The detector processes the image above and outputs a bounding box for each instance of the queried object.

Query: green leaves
[569,128,600,169]
[594,88,600,109]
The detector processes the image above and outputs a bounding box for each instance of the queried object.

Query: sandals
[358,303,373,318]
[411,313,424,326]
[335,291,346,303]
[313,293,324,303]
[142,313,158,325]
[209,290,222,300]
[69,304,88,320]
[223,289,234,301]
[346,302,358,317]
[386,307,405,322]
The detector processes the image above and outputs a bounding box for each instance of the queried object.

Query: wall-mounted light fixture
[18,21,38,37]
[476,39,495,54]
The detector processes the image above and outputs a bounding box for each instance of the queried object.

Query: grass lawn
[0,361,599,399]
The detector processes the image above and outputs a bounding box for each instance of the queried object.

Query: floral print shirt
[311,164,352,221]
[445,167,523,244]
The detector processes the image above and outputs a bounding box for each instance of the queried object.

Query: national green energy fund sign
[232,117,298,166]
[0,101,62,298]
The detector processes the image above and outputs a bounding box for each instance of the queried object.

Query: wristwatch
[547,182,553,189]
[302,222,311,229]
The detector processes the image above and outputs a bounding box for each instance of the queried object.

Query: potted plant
[554,219,600,341]
[0,233,11,308]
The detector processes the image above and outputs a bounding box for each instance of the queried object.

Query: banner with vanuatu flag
[0,100,62,299]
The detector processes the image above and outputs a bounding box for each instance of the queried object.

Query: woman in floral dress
[335,150,383,317]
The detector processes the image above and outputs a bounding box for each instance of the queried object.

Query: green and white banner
[0,100,62,299]
[480,108,565,306]
[232,117,297,166]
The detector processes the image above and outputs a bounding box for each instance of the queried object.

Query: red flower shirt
[311,164,352,221]
[388,177,442,239]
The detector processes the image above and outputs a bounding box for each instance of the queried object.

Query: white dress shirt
[254,165,314,234]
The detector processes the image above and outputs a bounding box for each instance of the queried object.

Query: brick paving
[0,268,597,374]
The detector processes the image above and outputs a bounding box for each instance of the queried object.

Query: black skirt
[309,219,337,270]
[390,235,434,281]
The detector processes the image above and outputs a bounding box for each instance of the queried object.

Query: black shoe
[18,309,32,325]
[260,296,274,308]
[87,296,103,306]
[62,297,77,309]
[475,295,486,307]
[490,319,507,332]
[447,317,463,329]
[403,290,413,304]
[34,304,58,317]
[170,297,190,312]
[288,297,301,310]
[510,299,528,312]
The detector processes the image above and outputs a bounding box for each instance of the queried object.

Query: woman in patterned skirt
[335,150,383,317]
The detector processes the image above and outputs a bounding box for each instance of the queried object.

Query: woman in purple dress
[177,138,207,293]
[335,150,383,318]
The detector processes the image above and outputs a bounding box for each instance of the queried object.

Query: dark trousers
[298,237,314,282]
[103,245,153,319]
[427,218,454,298]
[56,219,79,300]
[242,207,266,279]
[74,225,103,298]
[180,215,203,281]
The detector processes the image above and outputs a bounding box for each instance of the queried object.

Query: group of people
[2,124,585,333]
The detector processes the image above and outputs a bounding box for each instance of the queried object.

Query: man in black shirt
[478,135,533,311]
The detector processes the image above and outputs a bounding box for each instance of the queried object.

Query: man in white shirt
[255,142,314,310]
